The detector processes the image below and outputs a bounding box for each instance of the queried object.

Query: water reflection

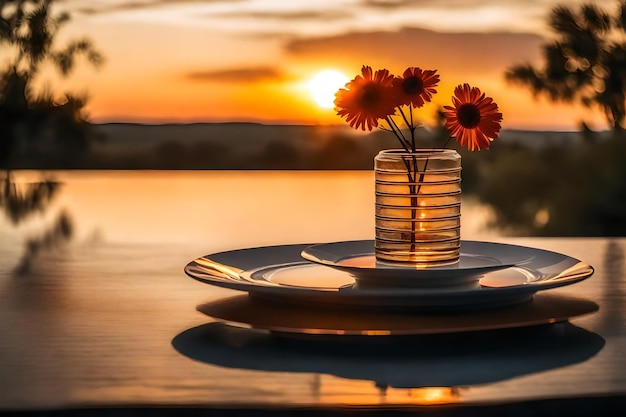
[172,320,604,402]
[1,171,73,275]
[1,172,60,224]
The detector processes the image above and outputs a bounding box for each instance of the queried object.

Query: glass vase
[374,149,461,265]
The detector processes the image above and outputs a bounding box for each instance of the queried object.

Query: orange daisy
[334,65,396,131]
[443,84,503,151]
[392,67,439,108]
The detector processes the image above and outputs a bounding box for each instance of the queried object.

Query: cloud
[210,10,353,21]
[185,66,286,83]
[75,0,243,15]
[360,0,553,10]
[361,0,433,9]
[285,27,544,76]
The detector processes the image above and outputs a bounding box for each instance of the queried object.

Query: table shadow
[172,317,604,389]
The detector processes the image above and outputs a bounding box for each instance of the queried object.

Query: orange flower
[443,84,503,151]
[334,65,396,131]
[392,67,439,108]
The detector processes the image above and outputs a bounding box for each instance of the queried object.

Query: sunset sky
[47,0,615,130]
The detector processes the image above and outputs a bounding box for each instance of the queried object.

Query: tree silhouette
[506,1,626,131]
[0,0,103,167]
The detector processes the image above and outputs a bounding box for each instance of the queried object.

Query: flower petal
[444,84,503,151]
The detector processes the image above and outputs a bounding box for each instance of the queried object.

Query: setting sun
[308,70,349,109]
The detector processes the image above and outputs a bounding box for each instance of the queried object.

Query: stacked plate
[184,240,597,337]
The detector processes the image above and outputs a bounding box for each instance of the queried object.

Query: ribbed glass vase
[374,149,461,265]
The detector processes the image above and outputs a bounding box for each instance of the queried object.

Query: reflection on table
[173,319,603,390]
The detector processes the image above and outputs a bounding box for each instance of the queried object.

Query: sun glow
[308,70,349,109]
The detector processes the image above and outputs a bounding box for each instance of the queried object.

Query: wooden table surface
[1,172,625,415]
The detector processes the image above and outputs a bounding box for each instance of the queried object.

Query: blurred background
[2,0,626,268]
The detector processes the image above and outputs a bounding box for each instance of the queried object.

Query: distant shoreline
[5,122,602,170]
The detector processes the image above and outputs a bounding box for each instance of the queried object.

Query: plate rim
[236,260,593,297]
[183,240,595,307]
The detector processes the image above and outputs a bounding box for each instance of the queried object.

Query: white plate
[301,240,521,287]
[184,241,594,311]
[195,293,599,336]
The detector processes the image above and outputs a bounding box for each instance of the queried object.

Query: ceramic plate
[184,242,594,311]
[196,293,599,336]
[301,240,522,287]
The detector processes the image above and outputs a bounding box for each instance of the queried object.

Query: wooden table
[1,172,625,415]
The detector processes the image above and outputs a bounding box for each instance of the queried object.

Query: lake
[0,170,498,275]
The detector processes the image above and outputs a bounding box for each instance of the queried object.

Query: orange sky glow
[44,0,616,131]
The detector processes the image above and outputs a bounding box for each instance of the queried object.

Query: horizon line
[90,120,593,133]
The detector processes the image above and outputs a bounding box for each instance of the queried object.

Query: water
[1,170,497,265]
